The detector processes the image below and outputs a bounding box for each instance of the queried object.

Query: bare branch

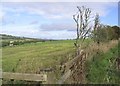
[73,6,98,55]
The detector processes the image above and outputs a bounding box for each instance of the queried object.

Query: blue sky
[0,2,118,39]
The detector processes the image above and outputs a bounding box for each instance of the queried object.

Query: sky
[0,2,118,39]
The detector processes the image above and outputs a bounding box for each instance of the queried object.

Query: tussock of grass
[85,40,118,61]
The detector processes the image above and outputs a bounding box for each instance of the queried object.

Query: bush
[1,41,10,47]
[93,25,120,43]
[86,45,120,84]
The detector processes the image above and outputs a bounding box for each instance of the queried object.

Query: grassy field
[2,40,76,72]
[2,40,77,83]
[2,39,119,84]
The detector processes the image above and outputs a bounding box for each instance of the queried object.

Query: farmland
[0,34,46,47]
[2,35,120,84]
[2,39,77,83]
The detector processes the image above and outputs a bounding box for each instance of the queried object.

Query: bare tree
[73,6,95,55]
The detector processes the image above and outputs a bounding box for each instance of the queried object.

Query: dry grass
[85,40,118,60]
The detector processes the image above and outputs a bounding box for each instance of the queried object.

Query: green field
[2,39,120,84]
[2,40,76,72]
[2,40,76,83]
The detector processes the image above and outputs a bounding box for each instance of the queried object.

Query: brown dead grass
[85,40,118,60]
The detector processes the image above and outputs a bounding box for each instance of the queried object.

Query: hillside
[0,34,47,47]
[0,34,43,40]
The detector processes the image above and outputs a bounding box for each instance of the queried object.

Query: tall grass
[85,40,120,84]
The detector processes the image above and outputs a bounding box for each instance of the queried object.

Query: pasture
[2,40,76,83]
[2,39,120,84]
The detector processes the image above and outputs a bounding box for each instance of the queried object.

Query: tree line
[93,25,120,43]
[73,6,120,54]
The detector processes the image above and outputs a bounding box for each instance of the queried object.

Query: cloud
[38,30,76,39]
[29,21,39,25]
[2,2,117,20]
[1,24,39,35]
[0,8,5,20]
[1,24,76,39]
[40,23,76,31]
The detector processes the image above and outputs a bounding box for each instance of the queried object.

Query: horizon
[0,2,118,39]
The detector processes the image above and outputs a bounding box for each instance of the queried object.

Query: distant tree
[111,26,120,39]
[93,13,101,43]
[93,25,120,42]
